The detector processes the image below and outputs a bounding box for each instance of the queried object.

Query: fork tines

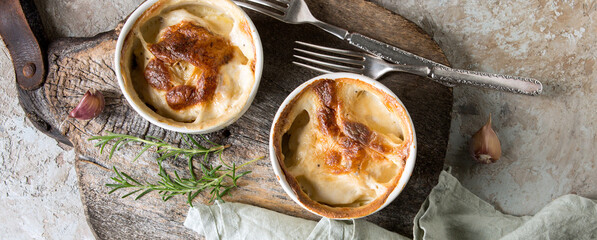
[292,41,365,74]
[233,0,288,19]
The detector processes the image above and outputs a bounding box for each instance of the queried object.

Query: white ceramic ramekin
[114,0,263,134]
[269,72,417,219]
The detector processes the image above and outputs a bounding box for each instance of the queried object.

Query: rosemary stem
[237,156,263,169]
[91,131,259,205]
[163,144,227,154]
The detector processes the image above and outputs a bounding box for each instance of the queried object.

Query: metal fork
[293,41,432,80]
[233,0,348,39]
[235,0,543,95]
[293,41,545,95]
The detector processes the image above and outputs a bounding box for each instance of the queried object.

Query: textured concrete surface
[373,0,597,216]
[0,42,94,239]
[1,0,596,238]
[1,0,142,239]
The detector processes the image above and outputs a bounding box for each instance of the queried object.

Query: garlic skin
[69,89,105,120]
[470,115,502,164]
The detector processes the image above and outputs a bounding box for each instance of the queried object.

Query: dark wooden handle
[0,0,46,90]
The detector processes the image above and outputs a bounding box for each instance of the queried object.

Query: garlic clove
[69,89,105,120]
[470,115,501,164]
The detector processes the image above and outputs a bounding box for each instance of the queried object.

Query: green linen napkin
[184,200,406,240]
[184,170,597,239]
[416,171,597,240]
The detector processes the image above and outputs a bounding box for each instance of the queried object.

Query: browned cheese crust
[272,78,413,219]
[144,21,234,110]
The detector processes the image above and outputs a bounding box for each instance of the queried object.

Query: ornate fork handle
[389,64,542,95]
[429,66,543,95]
[349,33,543,95]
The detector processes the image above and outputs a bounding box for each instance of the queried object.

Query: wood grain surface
[23,0,452,238]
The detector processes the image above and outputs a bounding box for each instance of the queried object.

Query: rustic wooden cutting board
[18,0,452,238]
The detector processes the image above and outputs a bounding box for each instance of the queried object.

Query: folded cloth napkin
[185,170,597,240]
[184,200,406,240]
[414,171,597,240]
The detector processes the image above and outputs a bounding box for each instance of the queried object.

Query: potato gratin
[119,0,257,130]
[272,78,414,218]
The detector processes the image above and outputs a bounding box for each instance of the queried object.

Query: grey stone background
[1,0,595,238]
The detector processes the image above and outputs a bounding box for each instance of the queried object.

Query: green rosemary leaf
[202,153,209,164]
[180,133,192,147]
[146,135,166,143]
[173,170,183,182]
[191,190,201,200]
[120,172,142,186]
[236,171,252,179]
[121,189,142,198]
[219,188,231,198]
[135,189,153,200]
[115,139,133,152]
[133,145,152,162]
[99,140,108,154]
[108,138,126,160]
[200,135,218,147]
[106,184,123,189]
[107,188,122,194]
[187,192,193,207]
[187,134,207,150]
[113,166,123,179]
[188,156,197,181]
[208,192,217,203]
[209,165,222,175]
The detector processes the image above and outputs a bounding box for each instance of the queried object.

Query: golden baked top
[272,78,414,218]
[145,21,234,110]
[120,0,257,130]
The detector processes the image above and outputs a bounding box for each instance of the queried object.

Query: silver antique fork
[235,0,543,95]
[292,41,544,94]
[293,41,432,80]
[233,0,348,39]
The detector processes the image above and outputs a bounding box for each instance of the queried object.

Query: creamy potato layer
[275,78,413,211]
[121,0,256,129]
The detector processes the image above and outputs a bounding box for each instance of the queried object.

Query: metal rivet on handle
[23,62,36,78]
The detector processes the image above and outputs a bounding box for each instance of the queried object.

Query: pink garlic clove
[470,114,502,164]
[69,89,105,120]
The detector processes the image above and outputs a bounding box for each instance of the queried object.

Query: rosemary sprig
[88,131,259,206]
[88,131,227,162]
[107,155,260,206]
